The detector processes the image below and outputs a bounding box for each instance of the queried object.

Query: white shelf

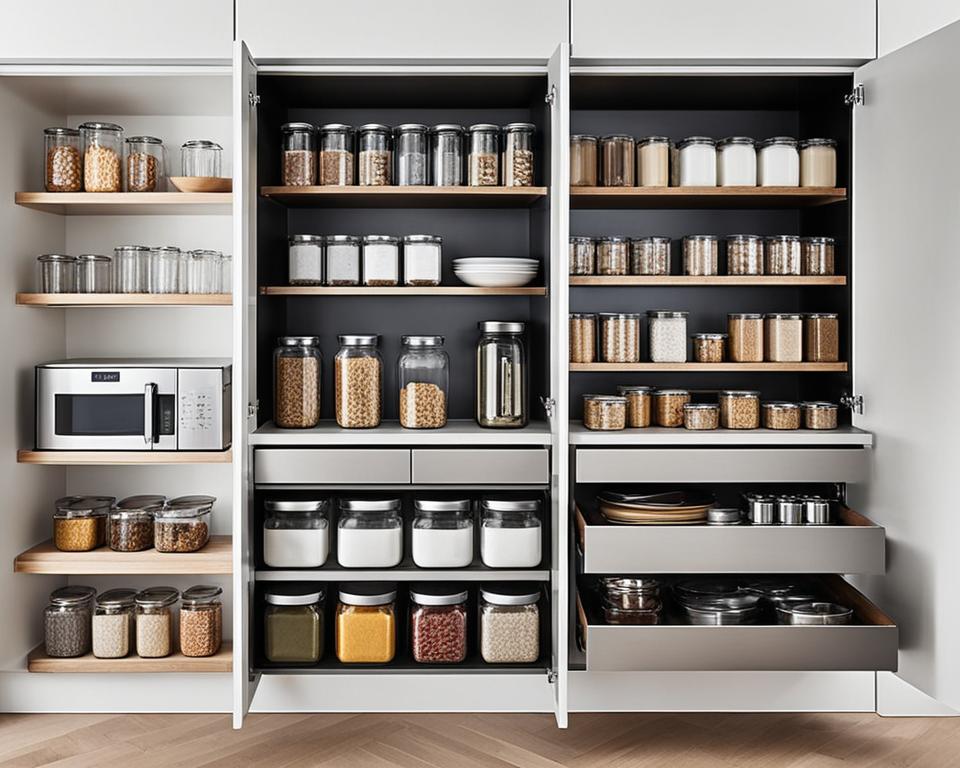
[256,567,550,582]
[250,420,553,447]
[569,423,873,447]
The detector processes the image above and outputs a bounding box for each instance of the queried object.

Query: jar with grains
[410,585,468,664]
[480,499,541,568]
[716,137,757,187]
[597,236,629,275]
[762,401,801,430]
[765,235,802,275]
[476,321,528,428]
[480,584,540,664]
[135,587,178,658]
[180,585,222,658]
[362,235,400,286]
[804,313,840,362]
[44,128,82,192]
[683,235,719,276]
[336,583,397,664]
[725,235,764,275]
[719,390,761,429]
[802,401,839,430]
[93,589,136,659]
[618,385,654,428]
[570,135,598,186]
[125,136,163,192]
[76,254,112,293]
[335,334,382,429]
[503,123,534,186]
[357,124,392,186]
[319,124,354,185]
[692,332,726,363]
[630,236,671,276]
[45,586,96,658]
[288,235,324,286]
[264,586,324,663]
[338,499,403,569]
[801,236,836,276]
[264,500,329,568]
[109,495,164,552]
[181,140,222,177]
[757,137,799,186]
[647,310,688,363]
[684,403,720,430]
[728,313,764,362]
[80,122,123,192]
[637,136,670,187]
[402,234,442,287]
[37,254,76,294]
[601,135,635,186]
[764,313,803,362]
[678,137,717,187]
[398,335,449,429]
[412,499,473,569]
[569,313,597,363]
[799,138,837,187]
[599,312,641,363]
[654,389,691,428]
[394,124,428,186]
[431,124,464,186]
[53,496,112,552]
[325,235,361,286]
[569,236,596,275]
[274,336,321,429]
[154,495,213,553]
[583,394,627,431]
[280,123,317,186]
[467,124,500,186]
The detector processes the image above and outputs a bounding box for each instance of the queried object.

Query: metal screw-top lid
[182,140,223,150]
[758,136,798,148]
[280,122,316,133]
[478,321,525,334]
[38,254,76,262]
[617,385,655,394]
[480,583,540,606]
[338,334,380,346]
[125,135,162,145]
[362,235,399,244]
[468,123,500,133]
[289,234,324,244]
[338,582,397,606]
[801,236,836,244]
[764,313,803,320]
[763,401,800,411]
[677,136,716,148]
[725,234,763,242]
[633,235,671,243]
[339,498,401,513]
[395,123,428,133]
[717,136,756,147]
[50,585,97,606]
[414,499,472,514]
[45,127,80,136]
[803,312,839,319]
[684,403,719,411]
[654,389,690,396]
[482,499,540,513]
[325,234,360,244]
[637,136,670,146]
[55,495,115,517]
[602,133,634,142]
[265,499,328,513]
[583,394,627,403]
[76,254,112,262]
[799,138,837,149]
[692,333,728,340]
[647,310,688,318]
[684,234,718,241]
[720,390,761,398]
[431,124,464,133]
[181,585,223,607]
[265,585,324,606]
[410,583,469,606]
[134,586,179,608]
[96,588,137,608]
[597,312,641,319]
[320,123,353,133]
[79,122,123,133]
[598,235,629,243]
[503,122,535,133]
[765,235,801,242]
[571,134,598,142]
[728,312,764,319]
[402,234,442,244]
[358,123,391,134]
[278,335,320,347]
[802,401,838,410]
[401,335,444,347]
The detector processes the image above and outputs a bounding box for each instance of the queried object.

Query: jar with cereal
[618,385,654,428]
[597,236,629,275]
[692,332,726,363]
[654,389,691,428]
[719,390,761,429]
[582,394,626,431]
[80,122,123,192]
[398,335,448,429]
[728,313,764,362]
[335,334,383,429]
[53,495,112,552]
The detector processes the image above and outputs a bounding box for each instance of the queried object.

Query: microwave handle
[143,383,157,445]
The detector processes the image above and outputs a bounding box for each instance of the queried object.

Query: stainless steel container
[803,496,833,525]
[707,507,742,526]
[682,594,763,625]
[744,494,776,525]
[476,321,527,428]
[777,601,853,625]
[776,495,805,526]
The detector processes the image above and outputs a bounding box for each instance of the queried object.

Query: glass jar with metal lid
[74,254,111,293]
[188,249,222,294]
[802,496,833,524]
[601,577,662,624]
[37,254,76,293]
[412,499,474,568]
[319,123,354,185]
[725,234,763,275]
[630,236,671,275]
[274,336,321,429]
[402,234,442,286]
[799,138,837,187]
[125,135,164,192]
[264,499,329,568]
[476,321,528,428]
[264,585,324,663]
[467,124,500,186]
[683,235,719,276]
[430,124,464,186]
[647,310,688,362]
[678,136,717,186]
[716,136,757,187]
[637,136,670,187]
[582,394,627,431]
[684,403,720,430]
[719,390,761,429]
[280,124,316,185]
[181,139,222,178]
[480,584,540,663]
[154,495,213,553]
[336,582,397,664]
[109,495,164,552]
[45,585,96,657]
[288,234,324,286]
[569,236,596,275]
[325,234,361,286]
[410,584,468,663]
[801,236,836,276]
[480,498,541,568]
[802,401,839,430]
[362,234,400,286]
[398,335,449,429]
[148,247,180,294]
[599,312,640,363]
[337,498,402,568]
[80,121,123,191]
[44,127,82,191]
[654,389,691,427]
[570,134,598,186]
[92,588,136,659]
[53,495,112,551]
[601,134,635,186]
[765,235,802,275]
[728,312,764,362]
[357,124,392,186]
[180,585,223,658]
[764,313,803,362]
[758,136,799,186]
[804,312,840,362]
[692,332,727,363]
[618,385,654,427]
[335,334,383,428]
[113,245,150,293]
[763,401,801,430]
[503,122,534,186]
[394,124,428,185]
[597,236,629,275]
[569,313,596,364]
[135,586,179,658]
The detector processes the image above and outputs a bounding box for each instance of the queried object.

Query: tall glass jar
[402,234,442,286]
[719,390,761,429]
[503,123,534,186]
[678,136,717,186]
[44,127,82,192]
[637,136,670,187]
[765,235,802,275]
[357,124,392,186]
[280,124,316,185]
[569,236,596,275]
[410,585,468,664]
[804,313,840,362]
[394,124,428,185]
[338,500,403,568]
[80,122,123,192]
[630,237,671,275]
[726,235,764,275]
[569,312,597,363]
[467,124,500,186]
[335,334,383,428]
[764,313,803,362]
[220,253,232,294]
[412,499,473,568]
[180,585,222,658]
[37,254,76,293]
[570,134,598,186]
[53,495,111,552]
[599,313,640,363]
[728,313,764,362]
[187,249,222,293]
[758,136,799,186]
[325,235,361,285]
[336,583,397,664]
[181,140,222,178]
[92,588,136,659]
[601,134,635,186]
[319,124,354,185]
[125,136,164,192]
[480,499,541,568]
[264,499,329,568]
[799,138,837,187]
[476,321,527,428]
[264,587,324,663]
[45,586,96,658]
[597,236,630,275]
[683,235,719,276]
[135,586,179,658]
[647,310,688,362]
[288,234,324,286]
[480,584,540,664]
[75,254,111,293]
[274,336,322,429]
[801,236,836,276]
[149,247,180,293]
[398,335,449,429]
[362,235,400,286]
[618,385,654,428]
[113,245,150,293]
[430,124,464,186]
[716,136,757,187]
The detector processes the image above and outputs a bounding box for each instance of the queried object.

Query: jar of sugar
[402,234,442,286]
[758,136,799,186]
[362,235,400,286]
[288,235,324,285]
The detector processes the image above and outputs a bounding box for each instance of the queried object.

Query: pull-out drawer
[411,449,549,485]
[255,449,411,484]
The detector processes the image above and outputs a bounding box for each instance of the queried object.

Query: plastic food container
[53,495,112,551]
[804,313,840,362]
[37,254,76,294]
[288,235,324,286]
[630,236,671,276]
[618,385,654,428]
[358,124,392,186]
[765,235,802,275]
[135,587,179,658]
[402,235,442,287]
[280,123,316,186]
[692,332,726,363]
[570,134,598,186]
[263,499,329,568]
[719,390,761,429]
[637,136,670,187]
[467,124,500,186]
[762,401,801,430]
[430,124,464,186]
[728,313,764,362]
[597,236,629,275]
[125,135,164,192]
[654,389,691,428]
[480,584,540,664]
[726,235,763,275]
[264,587,324,663]
[274,336,321,429]
[764,313,803,362]
[683,235,719,276]
[647,310,688,362]
[154,496,213,553]
[716,136,757,186]
[801,236,836,276]
[337,498,402,568]
[394,124,427,186]
[44,127,82,192]
[325,235,361,286]
[362,235,399,286]
[180,585,222,658]
[93,588,136,659]
[45,586,96,657]
[398,335,449,429]
[109,495,164,552]
[678,136,717,186]
[412,499,474,568]
[410,585,468,664]
[601,135,635,186]
[335,334,383,429]
[802,401,839,430]
[319,123,354,185]
[569,313,597,363]
[799,138,837,187]
[684,403,719,430]
[181,139,222,178]
[480,499,541,568]
[583,394,627,431]
[569,236,596,275]
[80,122,123,192]
[503,123,534,186]
[599,312,640,363]
[336,583,397,664]
[758,137,799,186]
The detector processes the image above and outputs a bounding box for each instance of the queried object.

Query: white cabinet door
[571,0,876,63]
[850,19,960,711]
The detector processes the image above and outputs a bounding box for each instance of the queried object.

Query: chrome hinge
[545,85,556,106]
[247,400,259,418]
[841,394,864,415]
[248,91,261,108]
[844,84,864,107]
[540,396,556,418]
[546,668,558,684]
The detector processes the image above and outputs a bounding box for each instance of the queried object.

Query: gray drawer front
[255,449,411,484]
[411,449,550,484]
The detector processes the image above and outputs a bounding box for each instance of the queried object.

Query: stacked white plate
[453,258,539,288]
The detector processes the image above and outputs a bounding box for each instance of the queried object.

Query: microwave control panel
[177,368,231,450]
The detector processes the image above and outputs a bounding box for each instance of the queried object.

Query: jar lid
[265,585,324,606]
[707,507,742,524]
[601,577,660,594]
[339,498,401,513]
[76,254,112,262]
[478,321,524,334]
[431,124,464,133]
[55,495,114,517]
[654,389,690,396]
[717,136,756,147]
[503,122,535,133]
[598,235,629,243]
[278,335,320,346]
[764,313,803,320]
[125,135,162,145]
[182,140,223,150]
[678,136,716,148]
[728,312,764,319]
[482,498,540,513]
[358,123,391,133]
[637,136,670,146]
[598,312,641,319]
[799,138,837,149]
[803,312,839,319]
[616,385,655,394]
[320,123,353,133]
[684,234,718,241]
[583,394,627,404]
[80,122,123,133]
[158,495,215,518]
[326,234,360,244]
[116,245,151,252]
[763,401,800,410]
[38,254,76,262]
[646,310,688,318]
[602,133,634,142]
[362,235,399,244]
[96,588,137,608]
[265,499,328,513]
[401,335,444,347]
[725,234,762,242]
[801,236,836,244]
[802,401,838,410]
[468,123,500,133]
[684,403,718,411]
[569,236,594,244]
[765,235,801,242]
[190,249,222,260]
[116,494,167,510]
[281,122,316,133]
[338,334,380,346]
[50,585,96,606]
[414,499,472,514]
[570,134,598,142]
[633,236,670,243]
[409,583,469,605]
[480,583,540,606]
[692,332,728,340]
[45,127,79,136]
[134,586,179,608]
[402,234,442,244]
[776,494,802,502]
[744,493,777,503]
[181,585,223,607]
[569,312,596,320]
[394,123,428,133]
[339,582,397,606]
[289,234,324,244]
[759,136,798,148]
[720,390,761,398]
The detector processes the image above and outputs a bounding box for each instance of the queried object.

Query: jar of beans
[45,586,96,658]
[764,313,803,362]
[154,495,213,553]
[274,336,322,429]
[728,313,764,362]
[692,332,727,363]
[398,335,449,429]
[44,127,82,192]
[467,124,500,186]
[480,584,540,664]
[597,236,629,275]
[135,587,179,658]
[583,394,627,431]
[92,588,136,659]
[80,122,123,192]
[765,235,801,275]
[319,124,355,185]
[801,236,836,276]
[804,313,840,362]
[762,401,801,430]
[358,124,393,186]
[180,585,223,658]
[109,495,164,552]
[802,401,839,430]
[53,495,112,552]
[125,136,164,192]
[335,334,383,429]
[618,385,654,428]
[569,237,596,275]
[599,312,640,363]
[503,123,535,186]
[683,235,719,276]
[410,585,468,664]
[683,403,719,430]
[647,310,688,362]
[725,235,763,275]
[630,236,671,275]
[281,123,317,186]
[654,389,691,427]
[719,390,761,429]
[569,313,597,363]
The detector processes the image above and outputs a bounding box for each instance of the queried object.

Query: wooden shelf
[571,362,848,372]
[15,192,232,215]
[17,293,231,306]
[14,536,232,575]
[569,423,873,447]
[569,276,847,287]
[17,449,233,465]
[260,286,545,297]
[27,643,232,673]
[260,185,548,208]
[570,186,847,209]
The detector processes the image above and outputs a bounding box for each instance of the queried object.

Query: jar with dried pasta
[691,332,727,363]
[599,312,640,363]
[597,236,629,275]
[80,122,123,192]
[53,495,112,552]
[728,313,764,362]
[654,389,691,428]
[583,395,627,431]
[617,385,654,428]
[569,313,597,363]
[762,401,801,430]
[398,335,448,429]
[179,585,222,658]
[765,235,801,275]
[801,236,836,276]
[804,313,840,362]
[335,334,383,428]
[719,390,761,429]
[802,401,839,430]
[725,235,764,275]
[683,235,719,276]
[570,237,596,275]
[683,403,719,430]
[135,587,179,658]
[630,236,671,275]
[764,313,803,362]
[336,583,397,664]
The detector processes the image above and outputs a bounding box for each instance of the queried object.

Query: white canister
[402,234,442,287]
[337,498,403,568]
[677,137,717,187]
[288,235,324,286]
[646,310,689,363]
[325,235,361,286]
[480,499,542,568]
[799,138,837,187]
[716,137,757,187]
[758,137,799,186]
[263,500,329,568]
[411,499,474,568]
[362,235,400,286]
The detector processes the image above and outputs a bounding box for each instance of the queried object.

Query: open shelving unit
[569,276,846,287]
[14,191,232,215]
[27,643,233,673]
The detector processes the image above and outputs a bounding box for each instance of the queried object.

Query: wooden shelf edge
[570,363,848,372]
[27,643,233,673]
[259,286,546,296]
[16,293,232,306]
[569,276,847,287]
[260,185,548,197]
[17,449,233,465]
[15,192,232,206]
[569,186,847,197]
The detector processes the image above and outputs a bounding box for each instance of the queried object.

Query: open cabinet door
[850,20,960,713]
[232,39,260,729]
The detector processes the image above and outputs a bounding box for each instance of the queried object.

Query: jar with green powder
[264,587,324,663]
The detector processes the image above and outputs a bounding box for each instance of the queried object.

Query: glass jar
[602,578,662,624]
[597,236,629,275]
[275,336,321,429]
[637,136,670,187]
[75,254,112,293]
[678,137,717,186]
[684,403,720,431]
[764,313,803,362]
[154,495,213,553]
[480,585,540,664]
[412,499,474,568]
[569,313,597,364]
[357,124,392,186]
[763,401,801,430]
[801,236,836,276]
[728,313,764,362]
[476,321,527,428]
[176,249,190,294]
[319,123,354,185]
[467,124,500,186]
[181,139,222,178]
[765,235,802,275]
[335,334,382,429]
[135,587,178,658]
[726,235,763,275]
[113,245,149,293]
[758,137,799,186]
[692,332,726,363]
[264,587,324,663]
[582,394,626,431]
[264,500,329,568]
[337,499,403,568]
[325,235,361,286]
[187,249,222,293]
[147,247,179,294]
[37,254,76,293]
[394,124,428,186]
[219,253,232,294]
[430,124,464,186]
[45,586,96,657]
[362,235,399,286]
[336,583,397,664]
[80,122,123,192]
[93,588,136,659]
[109,495,164,552]
[647,310,688,363]
[44,127,82,192]
[280,123,316,185]
[802,401,839,430]
[180,585,222,658]
[398,335,449,429]
[125,135,164,192]
[53,495,112,552]
[570,134,598,186]
[804,313,840,362]
[716,137,757,186]
[601,134,635,186]
[618,385,654,428]
[799,138,837,187]
[288,235,324,286]
[402,234,442,286]
[599,312,640,363]
[630,236,671,275]
[480,499,541,568]
[503,122,534,186]
[654,389,691,427]
[569,236,596,275]
[683,235,719,276]
[720,390,761,429]
[410,585,468,664]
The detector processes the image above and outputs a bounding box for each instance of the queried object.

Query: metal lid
[598,235,629,243]
[38,254,76,262]
[320,123,353,133]
[720,390,761,398]
[583,394,627,404]
[468,123,500,132]
[325,234,360,244]
[601,134,634,142]
[637,136,670,146]
[570,236,594,244]
[802,401,838,410]
[157,495,215,518]
[503,122,535,132]
[278,335,320,347]
[480,583,540,606]
[801,236,836,244]
[402,234,442,244]
[55,495,114,517]
[728,312,764,319]
[76,254,112,262]
[115,244,151,252]
[50,585,96,606]
[617,385,655,394]
[764,313,803,320]
[654,389,691,398]
[598,312,641,319]
[289,234,324,244]
[181,140,222,150]
[190,249,222,259]
[401,335,444,347]
[684,234,718,241]
[280,122,316,133]
[765,235,801,242]
[692,332,728,340]
[362,234,399,244]
[395,123,428,133]
[725,234,763,242]
[181,585,223,607]
[478,321,525,334]
[338,334,380,346]
[265,499,328,513]
[79,121,122,132]
[45,127,79,136]
[96,588,137,608]
[646,310,688,318]
[410,583,469,606]
[414,499,472,514]
[684,403,718,411]
[781,601,853,624]
[569,312,597,319]
[758,136,798,148]
[803,312,839,319]
[338,582,397,606]
[481,498,540,513]
[134,586,179,608]
[570,134,598,142]
[125,135,162,145]
[674,578,742,599]
[167,494,215,508]
[265,585,324,606]
[431,124,464,133]
[677,136,716,148]
[763,401,800,410]
[707,507,742,524]
[358,123,391,133]
[633,235,670,243]
[339,498,401,513]
[717,136,756,147]
[116,494,166,510]
[799,138,837,149]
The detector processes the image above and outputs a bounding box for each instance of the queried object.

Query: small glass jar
[80,122,123,192]
[325,235,361,286]
[113,245,150,293]
[758,137,799,187]
[264,587,324,663]
[764,313,803,362]
[653,389,690,428]
[135,587,179,658]
[802,236,836,276]
[601,134,635,187]
[763,401,802,430]
[765,235,802,275]
[476,321,528,428]
[176,249,190,293]
[412,499,474,568]
[288,235,324,286]
[480,585,540,664]
[44,127,82,192]
[430,124,464,186]
[480,499,541,568]
[503,122,534,186]
[618,385,654,428]
[335,334,382,429]
[467,124,500,186]
[647,310,688,362]
[726,235,763,276]
[683,235,719,276]
[692,332,726,363]
[92,588,136,659]
[281,124,316,186]
[125,135,164,192]
[274,336,322,429]
[319,123,354,185]
[597,236,629,275]
[394,124,428,186]
[802,401,839,430]
[804,313,840,362]
[336,583,397,664]
[728,313,764,362]
[402,234,442,286]
[601,578,662,625]
[75,254,112,293]
[45,586,96,658]
[154,495,214,553]
[109,495,164,552]
[147,247,180,294]
[716,137,757,186]
[181,139,222,178]
[53,495,112,552]
[799,138,837,187]
[410,585,468,664]
[630,236,671,275]
[398,335,449,429]
[187,249,222,293]
[637,136,670,187]
[358,124,392,186]
[570,134,598,186]
[599,312,641,363]
[569,236,596,275]
[219,253,232,295]
[719,390,761,429]
[678,137,717,186]
[264,500,329,568]
[337,499,403,568]
[37,254,76,293]
[362,235,400,286]
[569,312,597,364]
[583,394,626,431]
[180,585,222,658]
[684,403,719,430]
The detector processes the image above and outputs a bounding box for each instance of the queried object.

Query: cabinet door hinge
[841,394,864,415]
[540,396,556,418]
[247,400,260,418]
[546,668,558,684]
[248,91,261,108]
[545,85,556,106]
[844,84,864,107]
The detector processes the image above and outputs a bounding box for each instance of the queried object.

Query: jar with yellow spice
[336,583,397,664]
[53,496,113,552]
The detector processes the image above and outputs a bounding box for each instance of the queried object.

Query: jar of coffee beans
[335,334,383,429]
[274,336,322,429]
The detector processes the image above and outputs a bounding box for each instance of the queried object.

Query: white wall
[879,0,960,56]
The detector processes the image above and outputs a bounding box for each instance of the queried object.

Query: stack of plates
[453,258,539,287]
[597,490,714,525]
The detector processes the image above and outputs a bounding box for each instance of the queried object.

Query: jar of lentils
[45,586,96,657]
[765,235,802,275]
[802,401,839,430]
[135,587,179,658]
[569,313,597,363]
[583,394,627,431]
[801,236,836,276]
[654,389,691,428]
[80,122,123,192]
[410,585,468,664]
[597,236,629,275]
[683,235,719,276]
[53,495,112,552]
[763,401,801,430]
[728,313,764,362]
[725,235,764,275]
[804,313,840,362]
[92,588,136,659]
[630,236,671,275]
[618,385,654,428]
[684,403,719,430]
[692,332,726,363]
[719,390,761,429]
[599,312,640,363]
[180,585,223,658]
[569,236,596,275]
[480,584,540,664]
[335,334,383,428]
[280,123,317,186]
[647,310,688,362]
[274,336,322,429]
[44,127,82,192]
[319,123,355,185]
[109,494,164,552]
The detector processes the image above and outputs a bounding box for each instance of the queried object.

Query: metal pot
[776,601,853,625]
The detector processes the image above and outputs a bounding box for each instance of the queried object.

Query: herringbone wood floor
[1,712,958,767]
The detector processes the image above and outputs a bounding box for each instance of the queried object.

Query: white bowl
[453,258,538,268]
[455,271,538,287]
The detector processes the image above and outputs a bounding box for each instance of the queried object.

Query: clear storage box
[337,498,402,568]
[412,499,474,568]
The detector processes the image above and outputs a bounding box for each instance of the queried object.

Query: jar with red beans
[409,584,468,664]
